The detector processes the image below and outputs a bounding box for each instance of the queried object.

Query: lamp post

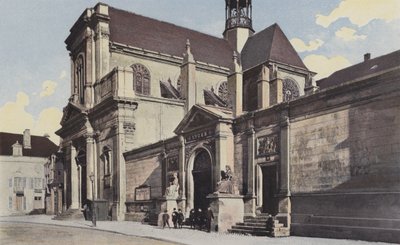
[89,172,96,227]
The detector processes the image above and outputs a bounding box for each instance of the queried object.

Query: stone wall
[289,70,400,243]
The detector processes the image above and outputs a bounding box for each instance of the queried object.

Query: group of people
[162,208,185,229]
[188,207,214,232]
[161,207,215,232]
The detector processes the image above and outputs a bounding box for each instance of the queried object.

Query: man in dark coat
[206,206,214,232]
[196,208,204,230]
[172,208,178,228]
[189,209,196,229]
[177,209,184,228]
[162,209,170,229]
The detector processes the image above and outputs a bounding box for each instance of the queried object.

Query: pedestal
[157,198,178,227]
[207,193,244,233]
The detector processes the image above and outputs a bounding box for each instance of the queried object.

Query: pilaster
[227,52,243,118]
[180,39,196,113]
[70,143,79,209]
[246,127,256,216]
[214,123,234,192]
[257,65,270,109]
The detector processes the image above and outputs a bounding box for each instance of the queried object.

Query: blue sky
[0,0,399,143]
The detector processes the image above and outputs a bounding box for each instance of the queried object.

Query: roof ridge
[109,6,227,42]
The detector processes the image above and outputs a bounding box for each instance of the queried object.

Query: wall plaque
[135,186,151,201]
[257,134,279,157]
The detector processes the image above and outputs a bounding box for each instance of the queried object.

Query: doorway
[262,165,278,214]
[192,150,212,211]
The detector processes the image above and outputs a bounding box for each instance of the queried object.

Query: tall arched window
[282,78,300,102]
[75,56,85,104]
[131,63,151,95]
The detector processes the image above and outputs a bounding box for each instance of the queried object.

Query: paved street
[0,215,392,245]
[0,222,176,245]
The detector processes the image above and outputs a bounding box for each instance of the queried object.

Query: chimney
[12,141,23,156]
[364,53,371,62]
[23,129,31,149]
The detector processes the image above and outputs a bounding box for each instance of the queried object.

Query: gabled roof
[0,132,58,157]
[203,89,228,107]
[317,50,400,89]
[60,101,86,126]
[160,80,181,99]
[108,7,233,68]
[241,23,307,71]
[174,104,233,134]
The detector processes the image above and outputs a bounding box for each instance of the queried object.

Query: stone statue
[165,172,180,199]
[215,165,238,194]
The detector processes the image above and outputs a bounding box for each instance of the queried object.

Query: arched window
[131,63,151,95]
[282,78,300,102]
[218,81,229,104]
[75,56,85,104]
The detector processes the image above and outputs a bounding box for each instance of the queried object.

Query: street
[0,222,176,245]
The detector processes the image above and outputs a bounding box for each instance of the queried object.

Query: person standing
[196,208,203,230]
[189,209,196,229]
[162,210,170,229]
[172,208,178,228]
[206,206,214,232]
[177,209,184,228]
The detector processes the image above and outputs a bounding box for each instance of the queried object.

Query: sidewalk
[0,215,391,245]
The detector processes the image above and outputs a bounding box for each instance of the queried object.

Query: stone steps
[229,213,289,237]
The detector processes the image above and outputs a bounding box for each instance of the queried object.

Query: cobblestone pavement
[0,215,392,245]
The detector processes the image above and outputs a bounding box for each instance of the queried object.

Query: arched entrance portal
[192,150,212,211]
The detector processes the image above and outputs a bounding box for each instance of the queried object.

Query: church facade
[56,1,400,242]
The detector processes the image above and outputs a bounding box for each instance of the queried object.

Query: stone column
[257,65,270,109]
[256,164,263,208]
[214,123,234,192]
[70,144,79,209]
[277,111,291,227]
[86,134,95,201]
[227,52,243,118]
[178,136,187,214]
[246,127,256,216]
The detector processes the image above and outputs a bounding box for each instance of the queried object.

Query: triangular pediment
[174,104,233,135]
[60,102,86,126]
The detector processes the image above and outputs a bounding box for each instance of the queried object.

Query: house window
[76,56,85,104]
[34,196,41,201]
[282,78,300,102]
[131,63,151,95]
[8,178,12,188]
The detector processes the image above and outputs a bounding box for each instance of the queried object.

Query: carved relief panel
[257,134,279,157]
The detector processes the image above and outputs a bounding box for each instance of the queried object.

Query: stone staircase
[52,209,84,221]
[228,213,290,237]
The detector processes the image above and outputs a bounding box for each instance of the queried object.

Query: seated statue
[215,165,238,194]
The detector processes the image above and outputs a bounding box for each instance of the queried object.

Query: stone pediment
[60,102,87,126]
[174,104,233,135]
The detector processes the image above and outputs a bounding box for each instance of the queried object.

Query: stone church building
[56,1,400,242]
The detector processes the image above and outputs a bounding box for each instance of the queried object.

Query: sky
[0,0,399,144]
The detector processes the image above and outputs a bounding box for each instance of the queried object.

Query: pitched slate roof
[317,50,400,89]
[0,132,58,157]
[108,7,233,68]
[241,23,307,71]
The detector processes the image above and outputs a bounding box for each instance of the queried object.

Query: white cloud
[40,80,57,97]
[0,92,62,144]
[290,38,324,52]
[59,70,67,80]
[304,54,352,80]
[316,0,400,28]
[335,27,367,41]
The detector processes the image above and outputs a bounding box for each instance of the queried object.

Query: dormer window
[131,63,151,95]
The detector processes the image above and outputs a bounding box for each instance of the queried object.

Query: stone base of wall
[291,192,400,243]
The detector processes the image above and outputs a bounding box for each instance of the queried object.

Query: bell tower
[224,0,254,53]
